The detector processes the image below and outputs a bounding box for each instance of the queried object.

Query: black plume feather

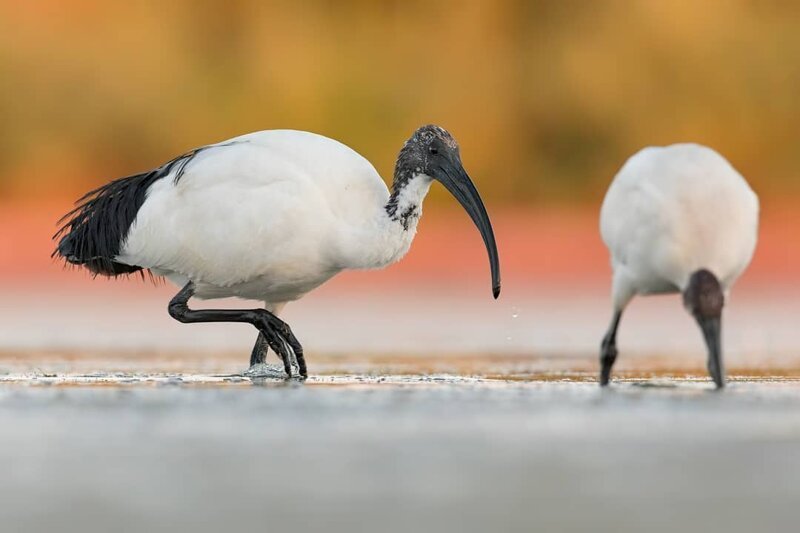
[53,146,214,277]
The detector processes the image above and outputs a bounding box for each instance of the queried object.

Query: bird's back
[176,130,389,219]
[600,143,759,298]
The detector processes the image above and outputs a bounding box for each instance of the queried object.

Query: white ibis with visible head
[599,143,759,388]
[55,125,501,378]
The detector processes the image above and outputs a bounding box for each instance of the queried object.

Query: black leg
[168,282,307,378]
[600,310,622,386]
[250,333,269,366]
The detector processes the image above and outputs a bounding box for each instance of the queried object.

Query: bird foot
[599,344,617,386]
[242,363,288,379]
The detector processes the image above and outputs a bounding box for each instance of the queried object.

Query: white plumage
[599,143,759,387]
[119,130,415,302]
[601,143,759,306]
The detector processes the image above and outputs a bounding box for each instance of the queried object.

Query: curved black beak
[435,158,501,298]
[697,315,724,388]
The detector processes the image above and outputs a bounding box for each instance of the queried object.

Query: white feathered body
[600,143,759,309]
[117,130,419,302]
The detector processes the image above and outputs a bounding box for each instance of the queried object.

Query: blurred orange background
[1,0,799,292]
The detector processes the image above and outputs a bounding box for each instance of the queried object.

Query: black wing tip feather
[53,141,235,279]
[52,169,166,278]
[53,189,147,278]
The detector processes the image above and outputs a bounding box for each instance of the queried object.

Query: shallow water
[1,352,800,533]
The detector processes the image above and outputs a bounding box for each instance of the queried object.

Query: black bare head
[683,269,724,320]
[683,269,726,388]
[394,125,460,186]
[394,125,501,299]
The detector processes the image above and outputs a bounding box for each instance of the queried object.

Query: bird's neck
[384,169,431,232]
[343,171,432,271]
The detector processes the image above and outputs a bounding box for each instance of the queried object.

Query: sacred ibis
[599,143,758,388]
[55,125,501,378]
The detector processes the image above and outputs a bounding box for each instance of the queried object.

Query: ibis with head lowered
[55,125,501,378]
[599,143,758,388]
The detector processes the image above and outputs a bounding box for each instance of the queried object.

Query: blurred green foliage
[1,0,798,204]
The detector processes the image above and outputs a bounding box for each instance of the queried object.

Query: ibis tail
[53,147,217,276]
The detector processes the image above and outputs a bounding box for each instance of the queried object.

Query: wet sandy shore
[2,352,800,533]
